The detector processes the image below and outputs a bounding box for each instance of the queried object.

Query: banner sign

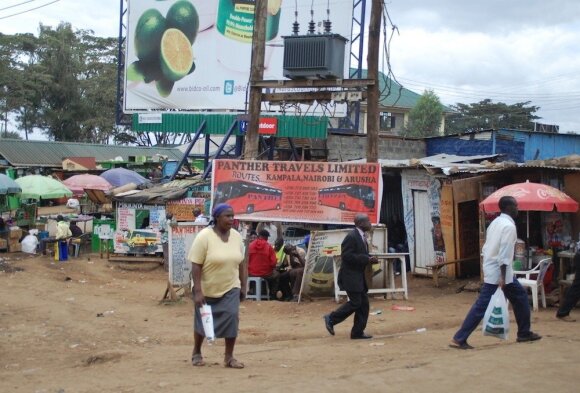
[166,197,206,221]
[299,228,387,299]
[212,159,382,224]
[258,117,277,135]
[169,223,204,286]
[124,0,354,112]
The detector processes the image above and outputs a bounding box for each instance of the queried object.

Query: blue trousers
[453,279,531,343]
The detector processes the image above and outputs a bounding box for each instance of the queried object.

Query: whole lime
[160,28,194,82]
[166,0,199,44]
[134,8,166,62]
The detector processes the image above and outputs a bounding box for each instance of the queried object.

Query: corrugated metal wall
[426,129,580,162]
[132,113,328,139]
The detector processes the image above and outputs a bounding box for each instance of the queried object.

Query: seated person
[193,207,209,224]
[278,244,306,302]
[248,230,279,299]
[55,215,72,240]
[40,215,71,255]
[274,237,286,268]
[388,216,409,275]
[69,221,83,238]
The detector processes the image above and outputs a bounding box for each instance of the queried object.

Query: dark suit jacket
[337,228,371,293]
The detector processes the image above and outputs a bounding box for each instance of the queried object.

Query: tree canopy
[445,99,541,135]
[0,24,120,142]
[404,89,443,137]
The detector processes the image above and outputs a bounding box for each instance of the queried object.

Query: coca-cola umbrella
[480,180,579,242]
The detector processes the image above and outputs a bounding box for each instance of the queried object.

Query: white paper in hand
[200,304,215,343]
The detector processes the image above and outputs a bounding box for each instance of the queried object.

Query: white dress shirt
[482,213,516,285]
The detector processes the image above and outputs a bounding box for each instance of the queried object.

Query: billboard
[124,0,354,112]
[211,159,382,224]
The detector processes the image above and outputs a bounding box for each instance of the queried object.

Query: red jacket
[248,238,277,277]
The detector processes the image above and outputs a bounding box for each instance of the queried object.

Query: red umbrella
[63,174,113,196]
[480,181,578,250]
[480,181,578,213]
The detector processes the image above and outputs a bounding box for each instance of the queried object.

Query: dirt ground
[1,252,579,393]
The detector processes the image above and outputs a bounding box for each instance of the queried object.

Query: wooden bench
[425,256,480,287]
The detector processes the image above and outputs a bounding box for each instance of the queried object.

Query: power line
[0,0,37,12]
[0,0,60,20]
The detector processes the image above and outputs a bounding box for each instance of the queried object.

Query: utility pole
[244,0,267,160]
[366,0,382,163]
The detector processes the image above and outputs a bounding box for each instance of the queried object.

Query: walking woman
[188,203,247,368]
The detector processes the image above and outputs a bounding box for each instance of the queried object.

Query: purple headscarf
[212,203,233,220]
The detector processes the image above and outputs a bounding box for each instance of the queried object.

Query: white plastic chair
[514,257,551,312]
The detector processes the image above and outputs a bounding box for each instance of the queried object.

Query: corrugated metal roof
[0,139,184,167]
[351,68,455,113]
[131,113,328,139]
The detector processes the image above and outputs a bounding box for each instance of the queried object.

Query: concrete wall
[327,134,426,162]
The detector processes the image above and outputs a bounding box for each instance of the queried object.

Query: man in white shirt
[450,196,541,349]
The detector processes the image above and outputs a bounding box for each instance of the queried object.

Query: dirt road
[1,253,578,393]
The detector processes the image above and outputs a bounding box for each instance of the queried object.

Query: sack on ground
[482,287,510,340]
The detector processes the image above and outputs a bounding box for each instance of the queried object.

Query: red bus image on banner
[215,181,282,214]
[318,184,376,212]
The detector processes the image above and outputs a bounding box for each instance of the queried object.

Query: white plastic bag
[21,234,39,254]
[199,304,215,343]
[482,287,510,340]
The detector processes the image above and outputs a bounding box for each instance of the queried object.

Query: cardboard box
[8,242,21,252]
[9,228,22,240]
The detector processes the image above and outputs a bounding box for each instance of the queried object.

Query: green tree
[446,99,540,135]
[0,24,121,142]
[404,89,443,137]
[0,130,22,139]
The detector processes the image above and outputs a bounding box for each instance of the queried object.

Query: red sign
[258,118,278,135]
[212,160,382,224]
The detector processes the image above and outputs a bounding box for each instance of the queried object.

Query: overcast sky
[2,0,579,135]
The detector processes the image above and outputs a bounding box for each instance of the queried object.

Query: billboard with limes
[124,0,354,112]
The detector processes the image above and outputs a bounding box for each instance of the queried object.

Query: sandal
[224,357,244,369]
[191,353,205,367]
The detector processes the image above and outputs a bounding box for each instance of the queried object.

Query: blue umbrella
[100,168,149,188]
[0,174,22,195]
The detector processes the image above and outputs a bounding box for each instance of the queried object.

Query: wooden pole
[244,0,268,160]
[366,0,382,163]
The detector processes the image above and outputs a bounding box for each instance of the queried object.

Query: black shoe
[449,340,474,350]
[351,333,373,340]
[516,332,542,343]
[323,314,335,336]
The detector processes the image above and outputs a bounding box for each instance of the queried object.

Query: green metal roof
[350,68,454,113]
[131,113,328,139]
[0,139,184,167]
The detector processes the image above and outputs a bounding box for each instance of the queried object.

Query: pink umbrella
[63,174,113,196]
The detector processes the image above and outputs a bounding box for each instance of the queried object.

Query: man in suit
[323,214,379,339]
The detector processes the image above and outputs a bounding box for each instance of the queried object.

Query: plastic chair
[514,257,551,312]
[246,277,270,301]
[70,233,91,257]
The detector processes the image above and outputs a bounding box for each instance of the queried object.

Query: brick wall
[327,134,426,162]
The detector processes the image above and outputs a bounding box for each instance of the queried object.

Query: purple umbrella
[100,168,149,188]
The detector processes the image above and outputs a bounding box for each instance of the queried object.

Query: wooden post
[366,0,382,163]
[244,0,268,160]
